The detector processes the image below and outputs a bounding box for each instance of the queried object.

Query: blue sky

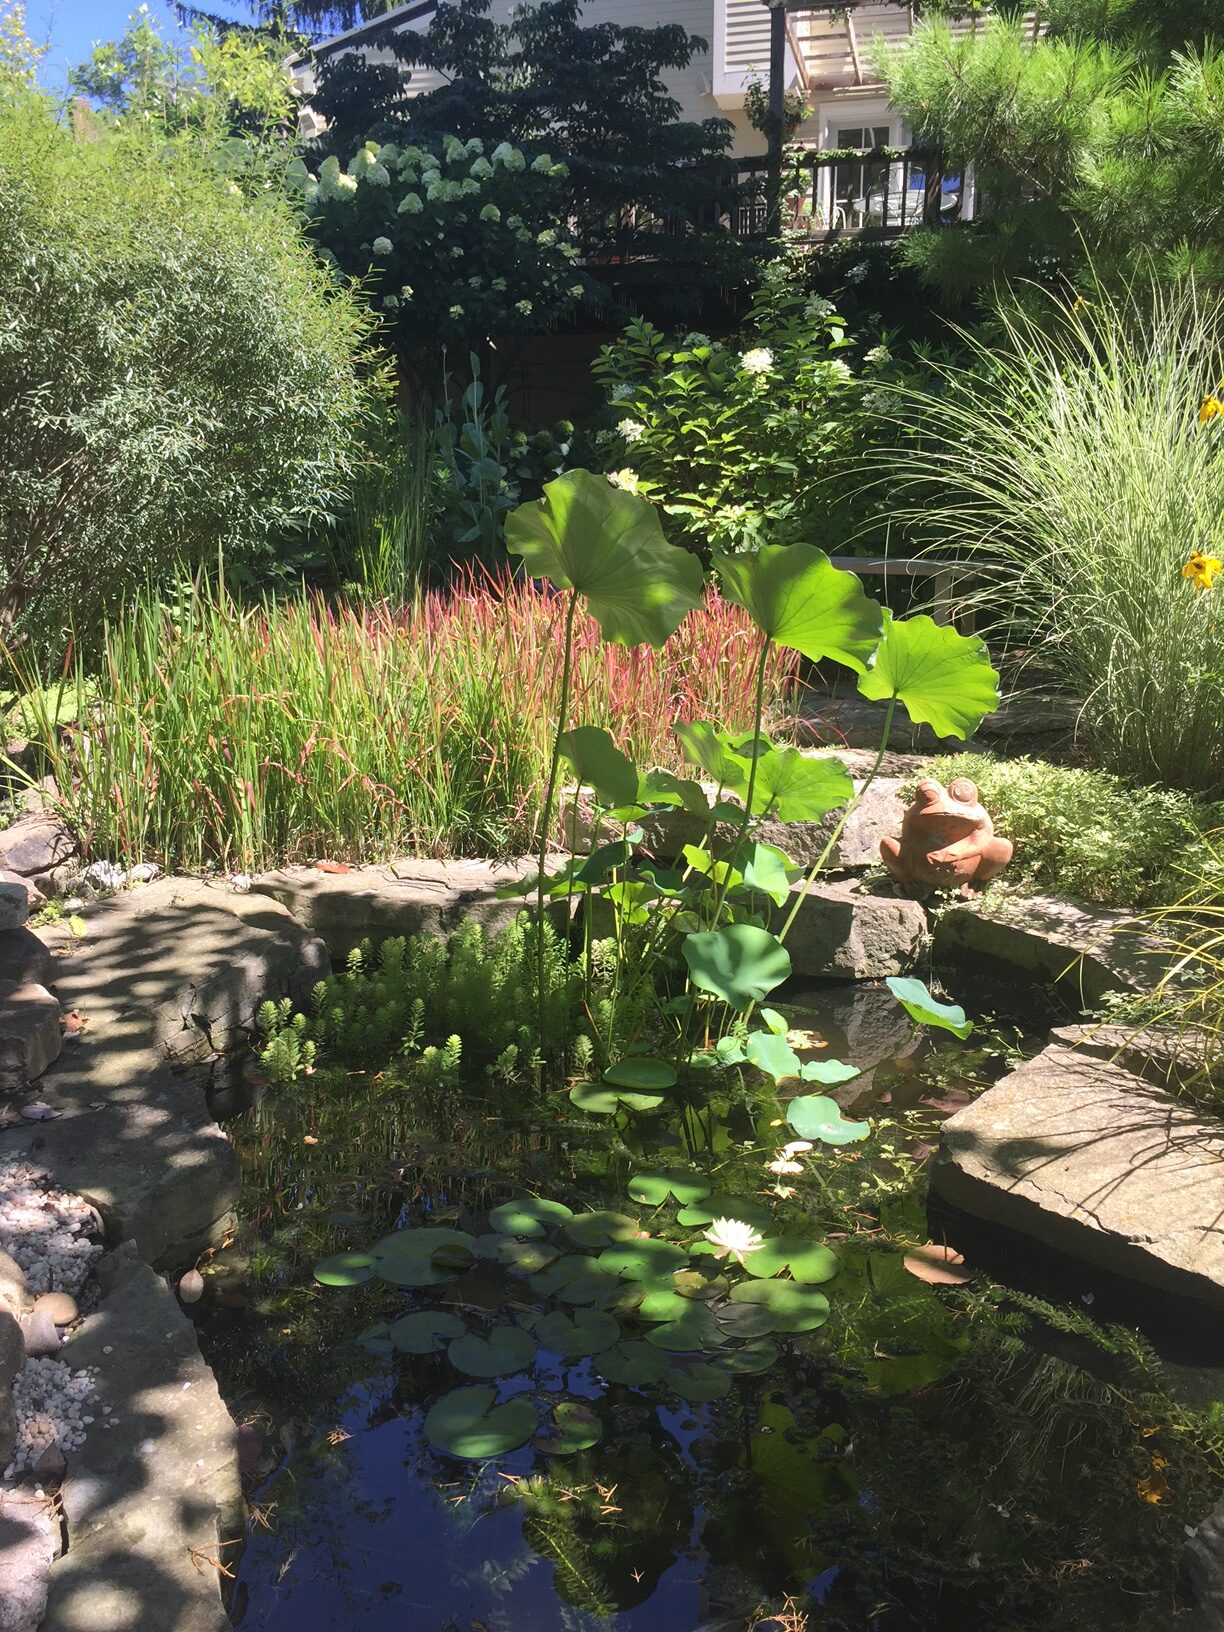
[28,0,251,91]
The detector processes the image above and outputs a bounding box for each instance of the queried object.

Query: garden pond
[198,975,1224,1632]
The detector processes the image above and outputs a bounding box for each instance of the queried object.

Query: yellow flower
[1182,551,1223,593]
[1198,395,1224,425]
[703,1217,765,1266]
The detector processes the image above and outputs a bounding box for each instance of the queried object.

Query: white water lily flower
[703,1217,765,1266]
[617,417,645,443]
[740,346,774,374]
[782,1140,813,1158]
[766,1156,804,1176]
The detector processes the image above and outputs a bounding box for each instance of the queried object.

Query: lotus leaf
[488,1196,574,1238]
[729,1280,831,1333]
[534,1307,621,1359]
[558,725,640,808]
[569,1082,664,1114]
[759,1008,788,1035]
[713,543,883,671]
[785,1095,870,1146]
[746,1030,802,1083]
[424,1385,538,1459]
[603,1056,677,1091]
[598,1239,688,1282]
[885,975,974,1038]
[733,749,853,824]
[799,1058,862,1085]
[627,1169,711,1206]
[538,1401,604,1455]
[313,1251,377,1287]
[736,841,800,906]
[743,1237,839,1284]
[448,1325,537,1379]
[857,611,1000,740]
[681,925,791,1010]
[674,721,750,791]
[387,1311,466,1354]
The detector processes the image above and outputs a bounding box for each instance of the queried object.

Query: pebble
[19,1309,60,1359]
[0,1156,102,1296]
[5,1357,95,1475]
[33,1291,77,1327]
[177,1269,204,1305]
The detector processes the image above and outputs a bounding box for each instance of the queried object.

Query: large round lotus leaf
[496,1239,561,1275]
[534,1308,621,1360]
[598,1239,688,1282]
[558,725,639,808]
[448,1325,537,1378]
[564,1211,642,1249]
[856,611,1000,741]
[729,1279,831,1333]
[538,1401,604,1456]
[569,1082,664,1114]
[713,542,884,673]
[785,1095,871,1147]
[313,1252,377,1287]
[371,1228,476,1288]
[714,1300,779,1339]
[529,1255,622,1307]
[681,924,791,1011]
[424,1385,538,1460]
[743,1237,840,1285]
[715,1338,780,1376]
[668,1362,732,1403]
[799,1057,863,1086]
[885,975,974,1039]
[644,1304,725,1353]
[676,1194,772,1230]
[596,1341,670,1387]
[603,1057,677,1091]
[627,1169,711,1207]
[488,1197,574,1238]
[637,1287,692,1323]
[388,1310,466,1355]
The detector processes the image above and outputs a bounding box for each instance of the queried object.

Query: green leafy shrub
[924,753,1224,909]
[0,78,375,647]
[592,257,866,557]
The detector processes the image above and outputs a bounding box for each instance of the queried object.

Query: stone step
[931,1043,1224,1309]
[0,980,61,1083]
[779,877,927,980]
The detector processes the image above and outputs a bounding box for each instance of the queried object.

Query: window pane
[837,127,864,148]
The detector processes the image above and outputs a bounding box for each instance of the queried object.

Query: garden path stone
[0,819,75,880]
[41,1244,241,1632]
[252,857,565,957]
[0,928,55,988]
[0,982,61,1083]
[0,881,29,933]
[933,893,1173,1002]
[0,1487,55,1632]
[778,878,926,980]
[1049,1022,1217,1094]
[932,1044,1224,1308]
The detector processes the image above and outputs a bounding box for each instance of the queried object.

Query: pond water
[198,976,1223,1632]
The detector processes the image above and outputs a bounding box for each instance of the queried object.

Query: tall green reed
[11,575,797,873]
[324,410,434,600]
[875,276,1224,796]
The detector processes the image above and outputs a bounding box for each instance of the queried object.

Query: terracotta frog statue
[881,776,1012,898]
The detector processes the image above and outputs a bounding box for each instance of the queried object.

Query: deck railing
[732,147,960,241]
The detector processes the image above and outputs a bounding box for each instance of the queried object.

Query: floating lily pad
[603,1057,677,1091]
[564,1211,642,1249]
[644,1303,725,1353]
[627,1169,711,1207]
[448,1325,537,1378]
[596,1341,671,1387]
[424,1385,538,1459]
[496,1238,561,1275]
[743,1237,840,1285]
[729,1279,831,1333]
[676,1194,772,1230]
[569,1082,664,1114]
[370,1228,477,1288]
[313,1251,377,1287]
[529,1255,622,1306]
[672,1267,727,1301]
[668,1362,732,1402]
[534,1308,620,1359]
[715,1338,780,1376]
[386,1310,466,1354]
[355,1320,395,1354]
[598,1239,688,1282]
[785,1095,871,1147]
[714,1300,779,1339]
[637,1287,692,1322]
[538,1401,604,1455]
[488,1197,574,1238]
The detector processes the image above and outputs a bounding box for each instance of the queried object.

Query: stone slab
[0,820,75,881]
[252,857,560,957]
[0,928,54,988]
[41,1246,241,1632]
[779,878,927,981]
[1050,1023,1218,1095]
[0,981,61,1083]
[932,1044,1224,1308]
[933,893,1173,1003]
[0,1487,54,1632]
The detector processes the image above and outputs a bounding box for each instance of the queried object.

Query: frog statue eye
[948,778,979,804]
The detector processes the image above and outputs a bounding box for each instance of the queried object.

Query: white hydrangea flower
[805,296,835,319]
[531,153,552,173]
[398,192,423,214]
[443,135,465,162]
[607,468,638,491]
[491,141,515,166]
[617,417,645,442]
[470,156,493,179]
[610,383,634,402]
[383,294,400,311]
[829,358,852,379]
[506,214,523,229]
[516,298,533,315]
[371,235,393,255]
[377,142,398,164]
[479,202,500,223]
[365,162,391,187]
[460,177,480,196]
[537,228,556,246]
[492,276,507,292]
[550,162,569,178]
[846,260,870,283]
[740,346,774,374]
[464,137,484,157]
[449,303,464,319]
[682,331,710,347]
[568,283,584,298]
[864,343,892,365]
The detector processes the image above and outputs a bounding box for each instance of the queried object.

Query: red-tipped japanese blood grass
[14,575,798,873]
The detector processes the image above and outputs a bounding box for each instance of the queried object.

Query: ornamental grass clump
[9,575,797,873]
[876,277,1224,797]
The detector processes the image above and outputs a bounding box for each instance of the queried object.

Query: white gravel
[7,1359,94,1475]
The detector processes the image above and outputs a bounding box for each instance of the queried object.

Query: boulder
[779,878,927,981]
[0,1307,22,1389]
[0,1248,31,1319]
[0,820,75,880]
[933,894,1172,1003]
[40,1246,241,1632]
[932,1044,1224,1308]
[1184,1494,1224,1632]
[0,882,29,933]
[0,981,61,1082]
[0,871,45,912]
[252,858,561,958]
[0,927,55,987]
[0,1487,54,1632]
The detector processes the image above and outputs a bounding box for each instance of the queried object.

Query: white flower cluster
[607,468,638,491]
[0,1156,101,1296]
[617,418,645,443]
[804,296,835,319]
[80,859,157,894]
[863,343,892,365]
[371,236,393,256]
[610,383,635,402]
[7,1357,95,1475]
[740,346,774,375]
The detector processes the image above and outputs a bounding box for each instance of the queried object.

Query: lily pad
[598,1239,688,1282]
[387,1310,466,1355]
[538,1401,604,1455]
[355,1320,395,1354]
[603,1057,677,1091]
[424,1385,538,1460]
[448,1325,538,1379]
[675,1194,772,1230]
[644,1303,725,1353]
[715,1338,780,1376]
[496,1239,561,1275]
[596,1340,670,1387]
[743,1237,840,1285]
[637,1287,693,1322]
[370,1228,477,1288]
[313,1251,377,1287]
[569,1082,664,1114]
[668,1362,732,1403]
[627,1169,711,1207]
[534,1308,620,1359]
[885,976,974,1039]
[529,1255,622,1306]
[714,1300,780,1339]
[785,1095,871,1146]
[488,1196,574,1238]
[729,1279,831,1333]
[564,1211,641,1249]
